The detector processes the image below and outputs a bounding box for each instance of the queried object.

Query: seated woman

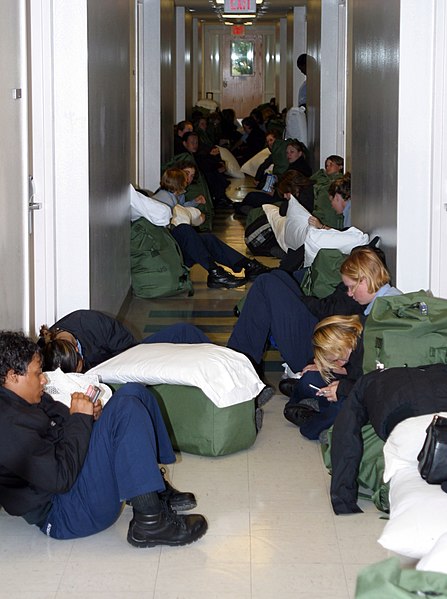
[310,155,345,229]
[308,173,351,230]
[132,167,270,289]
[0,331,207,547]
[232,116,266,165]
[235,139,312,215]
[283,315,364,441]
[227,247,400,378]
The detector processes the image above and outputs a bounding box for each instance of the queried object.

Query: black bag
[417,414,447,484]
[244,214,279,256]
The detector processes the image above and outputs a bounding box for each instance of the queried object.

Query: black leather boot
[127,502,208,548]
[159,467,197,511]
[207,266,246,289]
[244,259,272,281]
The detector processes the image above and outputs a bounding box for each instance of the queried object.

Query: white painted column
[319,0,343,165]
[138,0,161,190]
[278,18,288,111]
[396,0,435,293]
[176,6,186,123]
[52,0,90,317]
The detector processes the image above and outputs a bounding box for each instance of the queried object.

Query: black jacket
[0,386,92,522]
[330,363,447,514]
[299,282,365,321]
[44,309,137,370]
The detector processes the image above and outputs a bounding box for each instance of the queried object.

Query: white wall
[52,0,90,317]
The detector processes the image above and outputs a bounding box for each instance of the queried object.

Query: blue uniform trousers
[227,270,317,372]
[171,224,245,271]
[287,370,346,440]
[141,322,211,345]
[40,383,175,539]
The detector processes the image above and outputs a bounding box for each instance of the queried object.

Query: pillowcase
[283,195,311,251]
[417,532,447,573]
[262,204,287,252]
[217,146,244,179]
[304,226,369,267]
[86,343,264,409]
[383,413,447,482]
[378,465,447,559]
[130,185,171,227]
[171,205,204,227]
[240,148,271,178]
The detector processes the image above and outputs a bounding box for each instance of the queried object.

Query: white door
[0,0,33,331]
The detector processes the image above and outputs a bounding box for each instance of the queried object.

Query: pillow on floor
[378,465,447,559]
[217,146,244,179]
[240,148,271,178]
[87,343,264,408]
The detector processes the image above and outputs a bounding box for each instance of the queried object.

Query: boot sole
[127,521,208,548]
[168,498,197,511]
[207,281,246,289]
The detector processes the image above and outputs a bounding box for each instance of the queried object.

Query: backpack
[300,248,346,298]
[130,218,194,299]
[363,290,447,374]
[244,213,279,257]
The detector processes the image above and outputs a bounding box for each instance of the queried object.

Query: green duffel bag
[321,423,389,513]
[363,290,447,374]
[355,557,447,598]
[150,384,257,457]
[130,218,194,299]
[300,248,346,298]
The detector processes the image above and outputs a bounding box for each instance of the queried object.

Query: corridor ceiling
[174,0,306,23]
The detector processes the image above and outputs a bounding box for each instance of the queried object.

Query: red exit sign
[232,25,245,35]
[224,0,256,14]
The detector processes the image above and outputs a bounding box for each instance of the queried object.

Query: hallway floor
[0,185,389,598]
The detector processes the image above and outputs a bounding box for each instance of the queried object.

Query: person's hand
[93,400,103,421]
[194,195,206,205]
[210,147,220,156]
[317,381,340,402]
[70,392,94,416]
[308,215,323,229]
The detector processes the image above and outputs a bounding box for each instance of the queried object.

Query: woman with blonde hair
[283,315,365,439]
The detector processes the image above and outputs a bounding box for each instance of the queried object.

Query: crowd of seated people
[1,97,417,563]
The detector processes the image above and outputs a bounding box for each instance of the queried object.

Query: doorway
[221,33,263,117]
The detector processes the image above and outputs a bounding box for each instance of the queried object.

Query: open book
[44,368,112,408]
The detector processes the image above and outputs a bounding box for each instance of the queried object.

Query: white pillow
[304,226,369,267]
[417,532,447,573]
[130,185,171,227]
[240,147,271,178]
[383,413,447,482]
[378,465,447,559]
[86,343,264,409]
[262,204,287,253]
[171,205,204,227]
[283,195,311,251]
[217,146,244,179]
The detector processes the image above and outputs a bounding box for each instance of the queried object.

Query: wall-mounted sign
[224,0,256,14]
[232,25,245,35]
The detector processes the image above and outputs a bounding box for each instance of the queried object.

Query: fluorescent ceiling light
[222,13,256,18]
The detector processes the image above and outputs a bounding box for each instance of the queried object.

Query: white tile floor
[0,394,389,599]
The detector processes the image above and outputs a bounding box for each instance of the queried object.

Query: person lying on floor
[282,315,364,441]
[227,247,400,379]
[0,331,207,547]
[131,167,271,289]
[39,309,211,372]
